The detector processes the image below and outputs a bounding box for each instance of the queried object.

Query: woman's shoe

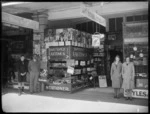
[116,96,120,99]
[114,96,117,98]
[125,97,129,100]
[129,97,133,101]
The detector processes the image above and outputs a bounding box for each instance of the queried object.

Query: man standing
[28,55,40,94]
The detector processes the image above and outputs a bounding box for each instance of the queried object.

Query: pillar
[32,10,48,92]
[32,10,48,60]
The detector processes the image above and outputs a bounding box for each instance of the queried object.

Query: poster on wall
[33,34,41,40]
[92,34,100,47]
[67,66,74,74]
[34,44,40,55]
[41,48,47,61]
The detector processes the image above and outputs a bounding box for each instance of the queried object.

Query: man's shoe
[18,87,21,96]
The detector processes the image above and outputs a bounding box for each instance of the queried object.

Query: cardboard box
[75,42,78,46]
[55,28,79,42]
[65,41,71,46]
[52,42,59,46]
[58,42,65,46]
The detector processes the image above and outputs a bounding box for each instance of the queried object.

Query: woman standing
[18,55,28,96]
[122,56,135,100]
[110,55,122,99]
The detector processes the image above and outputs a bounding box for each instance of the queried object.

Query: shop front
[2,2,148,98]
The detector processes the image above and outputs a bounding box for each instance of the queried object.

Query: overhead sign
[124,89,148,99]
[80,5,106,27]
[2,12,39,30]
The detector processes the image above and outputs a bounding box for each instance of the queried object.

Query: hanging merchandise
[139,52,144,58]
[133,46,137,51]
[67,66,74,74]
[34,44,40,55]
[130,54,134,58]
[92,34,101,47]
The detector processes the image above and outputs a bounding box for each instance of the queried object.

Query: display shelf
[123,22,148,99]
[49,67,67,69]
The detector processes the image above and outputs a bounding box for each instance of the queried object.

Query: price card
[80,61,85,66]
[67,59,75,66]
[67,66,74,74]
[75,60,78,65]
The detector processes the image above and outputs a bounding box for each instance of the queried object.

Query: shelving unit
[123,21,148,99]
[39,45,93,93]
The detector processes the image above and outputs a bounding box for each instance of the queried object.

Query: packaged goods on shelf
[55,28,78,42]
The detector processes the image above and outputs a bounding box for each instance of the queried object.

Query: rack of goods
[123,21,148,99]
[38,28,93,93]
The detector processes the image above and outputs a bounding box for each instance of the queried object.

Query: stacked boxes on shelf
[44,28,92,48]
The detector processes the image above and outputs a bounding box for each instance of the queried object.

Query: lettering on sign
[80,5,106,27]
[49,47,69,59]
[71,47,88,59]
[49,86,70,91]
[124,89,148,99]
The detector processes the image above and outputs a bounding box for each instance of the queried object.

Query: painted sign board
[49,46,70,59]
[2,12,39,30]
[49,46,89,60]
[48,84,71,91]
[124,89,148,99]
[80,5,106,27]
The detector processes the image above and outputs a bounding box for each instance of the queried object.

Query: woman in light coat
[110,55,122,99]
[122,56,135,100]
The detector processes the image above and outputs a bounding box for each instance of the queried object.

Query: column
[32,10,48,60]
[32,10,48,92]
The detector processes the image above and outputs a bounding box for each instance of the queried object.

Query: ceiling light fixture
[2,2,30,7]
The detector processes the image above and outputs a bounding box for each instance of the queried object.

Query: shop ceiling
[2,2,148,29]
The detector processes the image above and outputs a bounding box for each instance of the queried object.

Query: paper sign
[67,66,74,74]
[92,35,100,47]
[34,44,40,55]
[99,75,107,87]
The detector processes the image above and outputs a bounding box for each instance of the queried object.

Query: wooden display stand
[40,45,93,93]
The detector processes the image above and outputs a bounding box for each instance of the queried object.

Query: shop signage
[80,5,106,27]
[124,37,148,44]
[92,34,100,47]
[67,66,74,74]
[71,46,88,60]
[124,89,148,99]
[49,46,70,59]
[49,46,89,60]
[2,12,39,30]
[98,75,107,87]
[49,85,70,91]
[124,22,148,38]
